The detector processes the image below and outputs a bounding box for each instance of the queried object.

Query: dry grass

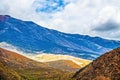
[0,48,75,80]
[28,53,91,68]
[72,48,120,80]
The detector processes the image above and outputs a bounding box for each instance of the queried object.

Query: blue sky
[0,0,120,40]
[33,0,69,13]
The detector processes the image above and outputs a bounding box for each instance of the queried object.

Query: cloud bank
[93,20,120,32]
[0,0,120,40]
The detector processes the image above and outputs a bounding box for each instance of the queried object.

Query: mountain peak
[0,15,10,21]
[72,48,120,80]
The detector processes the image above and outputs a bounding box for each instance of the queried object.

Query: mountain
[0,42,24,54]
[72,48,120,80]
[0,15,120,60]
[0,48,73,80]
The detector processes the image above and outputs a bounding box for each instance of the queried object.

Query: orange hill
[0,48,73,80]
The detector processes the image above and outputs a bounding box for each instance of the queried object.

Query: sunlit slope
[0,42,91,73]
[29,54,91,68]
[46,60,81,72]
[0,48,73,80]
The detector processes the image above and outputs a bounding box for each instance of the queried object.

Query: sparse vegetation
[72,48,120,80]
[0,48,75,80]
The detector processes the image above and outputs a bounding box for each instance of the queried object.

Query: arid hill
[46,60,81,72]
[72,48,120,80]
[0,48,73,80]
[29,53,91,68]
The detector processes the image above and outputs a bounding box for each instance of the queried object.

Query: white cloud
[0,0,120,40]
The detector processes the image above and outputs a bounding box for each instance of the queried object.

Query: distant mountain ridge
[0,15,120,60]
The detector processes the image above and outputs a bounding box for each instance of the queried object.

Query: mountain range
[1,15,120,80]
[0,15,120,60]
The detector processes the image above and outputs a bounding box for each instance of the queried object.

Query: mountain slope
[0,15,120,60]
[72,48,120,80]
[0,62,21,80]
[46,60,81,72]
[0,48,73,80]
[29,53,91,68]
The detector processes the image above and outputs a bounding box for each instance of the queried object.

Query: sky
[0,0,120,40]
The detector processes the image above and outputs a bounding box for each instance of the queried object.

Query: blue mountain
[0,15,120,60]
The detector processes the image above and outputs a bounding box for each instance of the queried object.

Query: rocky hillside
[72,48,120,80]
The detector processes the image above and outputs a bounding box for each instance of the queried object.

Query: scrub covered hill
[0,48,73,80]
[72,48,120,80]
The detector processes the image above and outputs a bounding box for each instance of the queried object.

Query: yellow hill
[28,54,91,68]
